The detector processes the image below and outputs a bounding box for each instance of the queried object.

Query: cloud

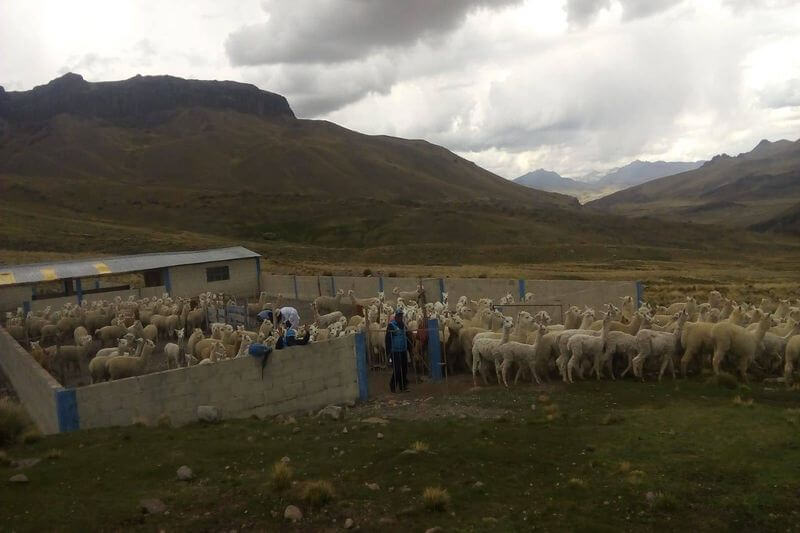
[565,0,683,26]
[760,79,800,108]
[225,0,519,66]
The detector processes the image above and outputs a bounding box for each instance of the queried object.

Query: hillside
[514,161,704,203]
[0,73,798,267]
[589,139,800,229]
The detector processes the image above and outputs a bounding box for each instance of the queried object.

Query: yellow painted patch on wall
[0,272,15,285]
[94,263,111,275]
[40,268,57,281]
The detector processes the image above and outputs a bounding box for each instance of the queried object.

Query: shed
[0,246,262,313]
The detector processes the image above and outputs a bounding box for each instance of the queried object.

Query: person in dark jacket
[385,309,413,393]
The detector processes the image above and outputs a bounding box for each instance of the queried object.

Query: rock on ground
[318,405,343,420]
[344,518,354,529]
[366,483,380,491]
[361,417,389,425]
[284,505,303,521]
[197,405,220,422]
[9,474,28,483]
[177,465,193,481]
[140,498,167,514]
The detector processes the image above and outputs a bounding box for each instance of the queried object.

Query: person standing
[385,309,413,393]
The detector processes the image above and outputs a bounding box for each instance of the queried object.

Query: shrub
[301,480,335,507]
[363,268,372,277]
[422,487,451,512]
[270,461,293,491]
[0,398,31,446]
[568,477,587,488]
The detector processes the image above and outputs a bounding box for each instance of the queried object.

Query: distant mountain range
[514,160,705,202]
[589,138,800,232]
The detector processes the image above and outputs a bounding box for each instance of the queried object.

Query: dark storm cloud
[225,0,520,66]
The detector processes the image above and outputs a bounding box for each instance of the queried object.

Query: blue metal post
[438,279,445,301]
[354,333,369,401]
[378,277,384,293]
[55,388,79,432]
[636,281,644,309]
[518,279,526,302]
[330,276,336,295]
[428,318,442,382]
[163,267,172,295]
[75,279,83,305]
[255,257,261,293]
[23,299,31,315]
[293,275,299,300]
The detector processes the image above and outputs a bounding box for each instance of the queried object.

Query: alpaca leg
[501,359,510,388]
[529,361,542,385]
[471,353,480,387]
[712,347,725,376]
[567,354,577,384]
[669,357,677,380]
[738,356,749,383]
[621,354,632,378]
[658,355,670,382]
[594,353,602,381]
[606,356,615,380]
[680,347,695,377]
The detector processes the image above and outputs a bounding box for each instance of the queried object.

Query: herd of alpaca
[461,291,800,387]
[5,286,800,389]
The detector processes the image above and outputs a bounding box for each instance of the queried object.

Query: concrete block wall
[0,327,62,434]
[259,274,638,320]
[0,285,32,314]
[73,335,360,430]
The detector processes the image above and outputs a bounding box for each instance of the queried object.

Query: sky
[1,0,799,178]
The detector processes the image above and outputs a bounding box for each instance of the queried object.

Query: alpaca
[631,311,689,381]
[471,316,513,386]
[710,311,772,382]
[565,313,612,384]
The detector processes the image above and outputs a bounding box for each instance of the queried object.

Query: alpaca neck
[501,326,511,344]
[580,316,593,329]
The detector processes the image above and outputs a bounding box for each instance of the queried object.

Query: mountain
[589,138,800,230]
[514,160,703,203]
[0,73,792,266]
[596,160,704,188]
[513,169,599,200]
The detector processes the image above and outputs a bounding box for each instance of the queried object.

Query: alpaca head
[501,315,514,330]
[441,292,448,304]
[378,291,385,302]
[176,328,185,340]
[31,341,40,350]
[537,323,548,336]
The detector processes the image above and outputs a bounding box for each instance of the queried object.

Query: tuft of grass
[410,441,430,453]
[422,487,451,512]
[0,398,31,446]
[732,395,754,408]
[301,480,335,507]
[626,470,646,485]
[568,477,587,488]
[537,394,551,403]
[270,461,294,492]
[601,412,624,425]
[156,413,172,427]
[619,461,632,473]
[0,450,11,466]
[653,493,679,512]
[44,448,62,460]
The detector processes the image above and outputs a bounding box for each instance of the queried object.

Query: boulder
[177,465,193,481]
[197,405,220,422]
[284,505,303,521]
[317,405,343,421]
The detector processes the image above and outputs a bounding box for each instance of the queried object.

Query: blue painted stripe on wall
[518,279,526,302]
[428,319,443,382]
[55,388,79,432]
[354,333,369,401]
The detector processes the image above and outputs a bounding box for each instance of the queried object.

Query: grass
[2,379,800,530]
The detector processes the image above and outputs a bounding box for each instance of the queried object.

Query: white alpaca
[565,314,612,383]
[471,316,513,386]
[632,311,689,381]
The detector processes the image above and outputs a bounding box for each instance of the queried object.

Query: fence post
[427,318,442,382]
[293,275,299,300]
[379,277,384,294]
[163,267,172,296]
[354,333,369,401]
[518,279,526,302]
[636,281,644,308]
[438,278,445,301]
[75,279,83,305]
[55,388,79,432]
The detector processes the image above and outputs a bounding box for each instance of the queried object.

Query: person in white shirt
[274,306,300,329]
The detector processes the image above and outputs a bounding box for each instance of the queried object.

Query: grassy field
[2,377,800,531]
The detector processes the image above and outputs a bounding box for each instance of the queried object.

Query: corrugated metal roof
[0,247,261,286]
